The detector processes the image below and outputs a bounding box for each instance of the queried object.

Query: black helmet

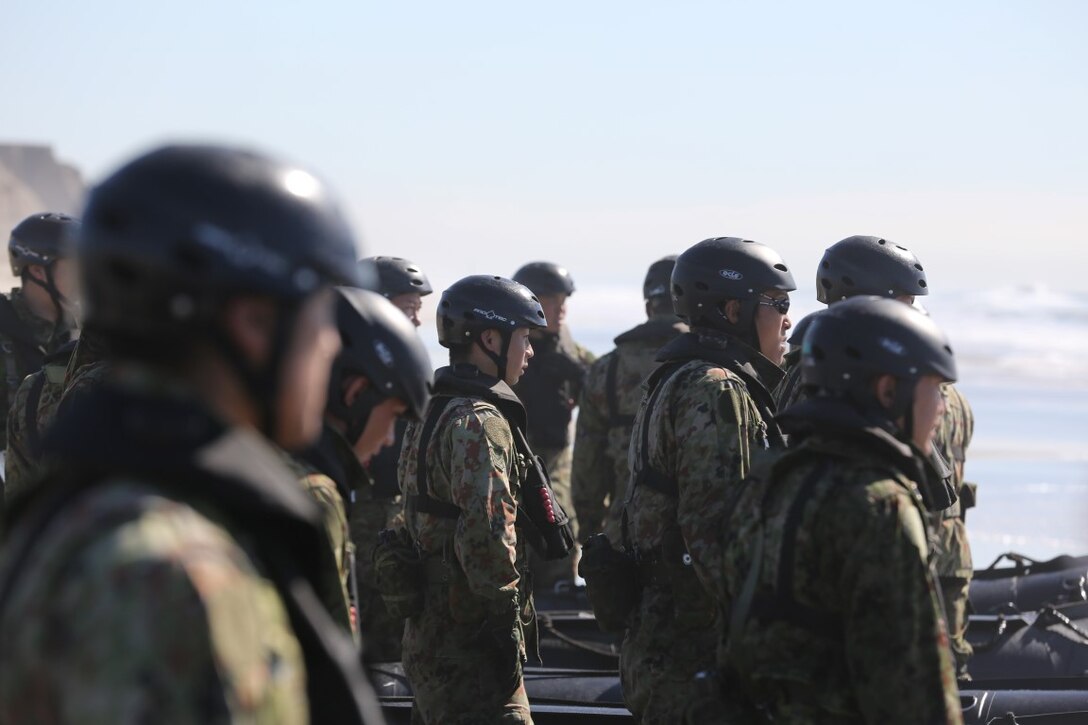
[437,275,546,379]
[671,237,795,343]
[327,288,434,442]
[786,310,822,351]
[643,255,677,301]
[79,144,365,343]
[364,256,433,298]
[802,295,956,420]
[513,261,576,297]
[9,212,78,276]
[816,235,929,304]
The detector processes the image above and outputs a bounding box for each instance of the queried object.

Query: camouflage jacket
[514,325,595,451]
[929,384,975,579]
[400,365,531,620]
[286,447,356,638]
[719,397,961,724]
[0,288,71,449]
[0,375,383,724]
[572,314,686,543]
[4,341,75,504]
[625,331,786,604]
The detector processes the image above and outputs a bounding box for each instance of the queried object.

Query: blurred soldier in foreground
[572,256,686,544]
[0,144,384,723]
[618,237,794,723]
[397,275,573,724]
[300,286,433,657]
[778,235,976,676]
[512,261,594,588]
[0,213,79,456]
[354,256,434,659]
[714,296,962,724]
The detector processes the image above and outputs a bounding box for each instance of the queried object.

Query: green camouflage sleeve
[445,406,521,611]
[672,367,754,602]
[571,355,614,541]
[835,481,962,724]
[300,471,356,636]
[3,371,37,507]
[0,484,308,724]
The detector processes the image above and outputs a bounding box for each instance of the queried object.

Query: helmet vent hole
[944,345,953,354]
[695,282,709,292]
[821,261,830,269]
[842,276,855,287]
[411,279,423,287]
[774,263,788,272]
[895,244,908,251]
[877,239,887,245]
[844,346,862,360]
[918,280,928,288]
[441,300,450,308]
[537,311,545,318]
[819,278,832,289]
[673,284,684,297]
[915,264,924,271]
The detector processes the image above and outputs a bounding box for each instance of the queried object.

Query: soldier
[367,255,433,328]
[301,286,433,659]
[778,235,976,676]
[399,275,572,724]
[512,261,595,588]
[0,213,79,455]
[716,296,962,724]
[354,256,434,659]
[0,144,384,723]
[572,256,686,544]
[621,237,795,723]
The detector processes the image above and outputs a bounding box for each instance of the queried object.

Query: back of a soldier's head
[816,235,929,306]
[77,143,365,448]
[643,255,677,318]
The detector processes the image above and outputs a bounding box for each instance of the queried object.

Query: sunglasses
[757,294,790,315]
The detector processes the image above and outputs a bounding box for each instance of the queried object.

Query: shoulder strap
[605,354,635,428]
[725,458,836,662]
[409,396,461,520]
[630,361,686,499]
[23,371,49,459]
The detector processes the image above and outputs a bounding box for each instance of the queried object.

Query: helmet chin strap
[209,300,300,445]
[25,264,72,337]
[343,386,388,445]
[475,329,512,383]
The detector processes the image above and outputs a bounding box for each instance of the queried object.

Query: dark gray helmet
[816,235,929,304]
[79,144,366,342]
[364,256,433,298]
[513,261,576,297]
[643,255,677,301]
[437,275,545,379]
[9,212,79,276]
[802,295,956,418]
[327,288,434,442]
[671,237,795,341]
[787,310,822,350]
[437,275,546,347]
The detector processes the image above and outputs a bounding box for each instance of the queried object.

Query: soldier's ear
[723,299,742,324]
[873,374,897,410]
[478,328,501,355]
[342,375,369,406]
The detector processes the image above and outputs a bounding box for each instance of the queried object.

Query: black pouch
[516,435,575,561]
[372,527,425,620]
[578,533,641,632]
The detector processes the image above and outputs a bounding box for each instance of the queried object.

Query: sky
[3,1,1086,298]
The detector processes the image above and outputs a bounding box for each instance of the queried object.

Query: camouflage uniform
[774,343,805,412]
[930,384,975,677]
[399,365,536,724]
[716,398,962,724]
[514,326,593,588]
[3,342,73,502]
[4,334,109,519]
[304,423,406,660]
[285,453,356,638]
[0,373,383,724]
[572,315,685,544]
[622,331,785,724]
[0,288,71,450]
